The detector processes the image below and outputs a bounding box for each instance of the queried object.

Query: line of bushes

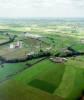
[0,35,16,46]
[0,51,51,64]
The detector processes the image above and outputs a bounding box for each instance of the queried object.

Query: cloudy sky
[0,0,84,18]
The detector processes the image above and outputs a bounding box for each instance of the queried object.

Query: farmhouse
[50,57,67,63]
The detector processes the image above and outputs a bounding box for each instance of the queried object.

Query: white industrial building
[9,41,22,49]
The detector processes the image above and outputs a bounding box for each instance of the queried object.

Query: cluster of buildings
[50,57,67,63]
[10,41,22,49]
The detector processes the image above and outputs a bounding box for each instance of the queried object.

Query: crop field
[0,19,84,100]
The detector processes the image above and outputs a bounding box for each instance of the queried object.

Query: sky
[0,0,84,18]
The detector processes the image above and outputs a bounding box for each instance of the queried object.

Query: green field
[0,19,84,100]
